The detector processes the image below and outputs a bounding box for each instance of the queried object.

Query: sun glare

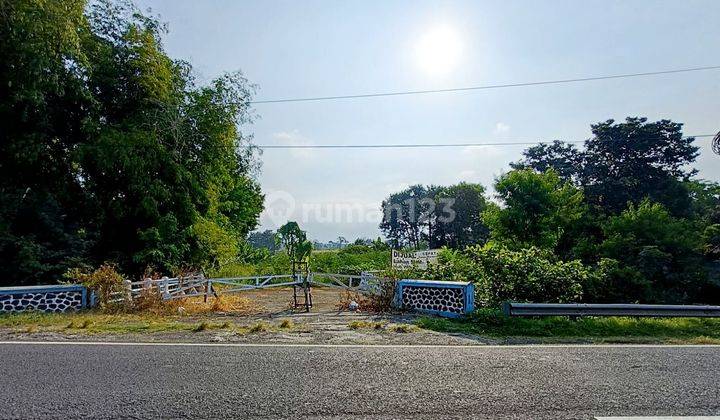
[415,25,463,76]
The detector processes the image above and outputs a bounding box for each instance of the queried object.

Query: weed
[193,322,210,332]
[24,325,37,333]
[249,322,268,333]
[347,320,386,330]
[65,321,76,329]
[348,320,370,330]
[79,319,92,329]
[278,319,293,329]
[219,321,231,329]
[390,324,415,333]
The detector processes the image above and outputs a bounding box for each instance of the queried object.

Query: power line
[256,134,715,149]
[249,65,720,104]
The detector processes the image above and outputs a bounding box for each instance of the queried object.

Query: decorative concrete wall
[396,279,474,318]
[0,285,88,313]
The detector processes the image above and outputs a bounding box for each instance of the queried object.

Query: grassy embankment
[0,295,296,336]
[415,308,720,344]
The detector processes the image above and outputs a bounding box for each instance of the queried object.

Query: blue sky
[137,0,720,241]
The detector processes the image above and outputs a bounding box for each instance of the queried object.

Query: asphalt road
[1,342,719,419]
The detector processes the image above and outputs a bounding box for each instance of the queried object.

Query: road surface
[1,342,718,419]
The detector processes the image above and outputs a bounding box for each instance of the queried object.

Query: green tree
[598,200,708,303]
[380,183,489,250]
[515,118,700,217]
[0,0,263,284]
[379,184,429,248]
[430,183,489,249]
[248,230,279,252]
[427,245,586,305]
[511,140,583,182]
[483,169,586,253]
[583,118,698,216]
[276,222,312,263]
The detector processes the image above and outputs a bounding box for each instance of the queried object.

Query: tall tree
[276,222,312,263]
[582,118,698,216]
[430,183,489,249]
[511,140,582,183]
[380,183,490,249]
[0,0,264,284]
[483,169,586,253]
[514,118,700,217]
[379,185,428,249]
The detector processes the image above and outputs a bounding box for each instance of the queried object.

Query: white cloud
[271,130,314,160]
[494,122,511,134]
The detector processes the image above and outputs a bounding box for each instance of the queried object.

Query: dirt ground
[1,286,495,345]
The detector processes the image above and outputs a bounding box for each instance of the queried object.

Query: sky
[137,0,720,242]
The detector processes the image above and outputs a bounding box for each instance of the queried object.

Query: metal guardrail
[502,302,720,318]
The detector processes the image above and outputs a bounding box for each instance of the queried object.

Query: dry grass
[336,280,397,313]
[249,322,268,333]
[278,319,293,329]
[130,293,258,317]
[389,324,416,333]
[348,320,386,330]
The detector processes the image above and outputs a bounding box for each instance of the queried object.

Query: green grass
[0,311,220,335]
[0,311,305,337]
[415,309,720,344]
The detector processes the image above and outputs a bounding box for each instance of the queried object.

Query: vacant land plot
[2,287,720,345]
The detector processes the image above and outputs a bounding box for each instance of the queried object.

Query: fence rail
[502,302,720,318]
[113,272,381,303]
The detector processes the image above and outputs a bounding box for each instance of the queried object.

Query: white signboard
[391,249,439,270]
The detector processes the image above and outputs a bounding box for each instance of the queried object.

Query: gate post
[161,276,171,300]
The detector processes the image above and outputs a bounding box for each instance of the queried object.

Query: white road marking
[0,340,719,349]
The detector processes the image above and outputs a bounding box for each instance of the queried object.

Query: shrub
[65,264,127,310]
[598,200,707,303]
[337,277,398,313]
[428,245,586,306]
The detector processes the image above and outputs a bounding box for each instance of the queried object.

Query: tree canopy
[515,117,699,216]
[0,0,263,284]
[380,182,488,249]
[483,169,586,253]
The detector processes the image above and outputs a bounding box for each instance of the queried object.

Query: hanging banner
[391,249,439,270]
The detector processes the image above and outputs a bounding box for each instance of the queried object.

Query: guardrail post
[502,301,511,317]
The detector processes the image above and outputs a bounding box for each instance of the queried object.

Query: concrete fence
[395,279,475,318]
[0,284,89,313]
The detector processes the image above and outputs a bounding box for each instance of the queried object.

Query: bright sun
[415,25,462,76]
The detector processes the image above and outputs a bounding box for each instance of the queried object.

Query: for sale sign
[391,249,439,270]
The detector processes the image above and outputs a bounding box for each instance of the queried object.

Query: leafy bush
[427,245,587,306]
[598,200,708,303]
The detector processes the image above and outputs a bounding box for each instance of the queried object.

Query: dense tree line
[383,118,720,304]
[380,183,489,249]
[0,0,263,285]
